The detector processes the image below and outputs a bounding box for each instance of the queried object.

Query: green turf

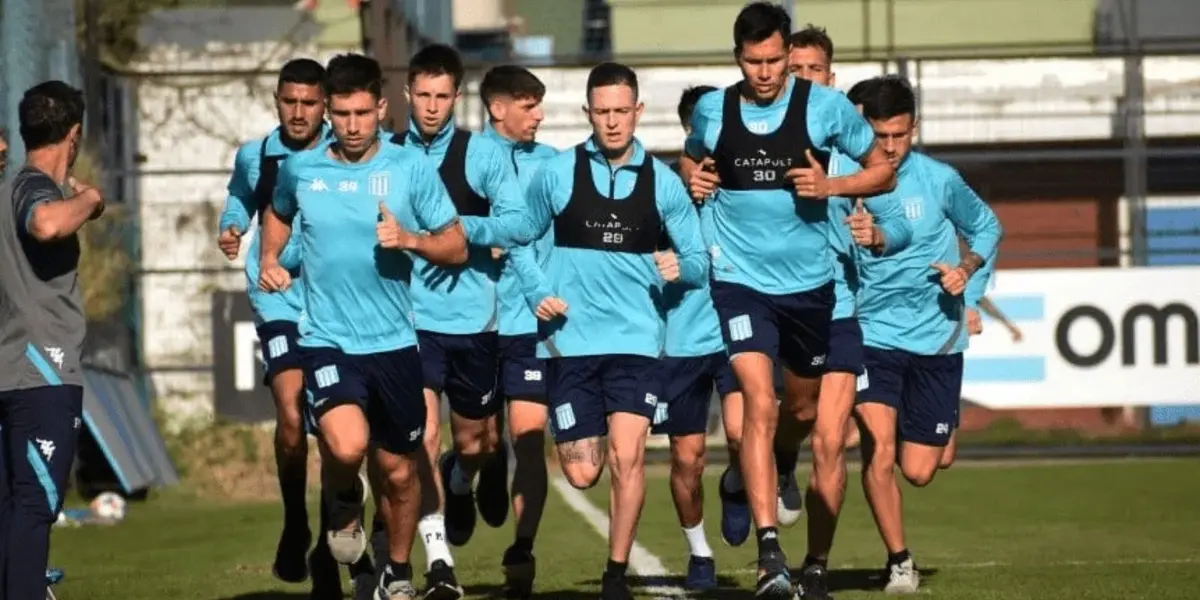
[52,458,1200,599]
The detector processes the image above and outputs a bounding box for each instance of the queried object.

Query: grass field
[51,457,1200,599]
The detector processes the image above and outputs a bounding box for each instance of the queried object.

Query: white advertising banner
[962,266,1199,409]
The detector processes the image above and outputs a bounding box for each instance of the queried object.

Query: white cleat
[884,558,920,594]
[326,472,371,564]
[776,471,803,527]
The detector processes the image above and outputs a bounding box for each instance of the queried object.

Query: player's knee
[453,419,498,459]
[607,438,646,484]
[561,462,603,490]
[811,428,846,468]
[900,462,938,488]
[862,437,896,477]
[669,440,706,482]
[323,428,368,467]
[383,454,419,492]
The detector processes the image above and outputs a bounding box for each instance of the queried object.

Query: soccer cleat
[501,543,536,599]
[476,443,510,528]
[685,555,718,591]
[326,472,370,564]
[423,559,465,600]
[377,578,419,600]
[272,524,312,583]
[439,452,477,547]
[797,562,831,600]
[351,554,378,600]
[883,558,920,594]
[718,466,751,546]
[755,551,794,599]
[600,570,634,600]
[776,470,803,528]
[308,544,344,600]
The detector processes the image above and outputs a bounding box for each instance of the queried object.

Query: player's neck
[490,120,522,145]
[25,147,69,185]
[330,138,381,164]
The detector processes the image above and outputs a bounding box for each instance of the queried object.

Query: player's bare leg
[269,368,313,583]
[668,431,715,590]
[855,403,919,594]
[717,391,752,546]
[503,400,549,598]
[774,369,819,527]
[416,389,462,599]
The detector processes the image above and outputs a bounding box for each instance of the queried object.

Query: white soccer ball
[90,492,127,521]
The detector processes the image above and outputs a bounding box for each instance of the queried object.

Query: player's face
[0,136,7,174]
[328,90,387,155]
[490,95,544,143]
[788,45,834,87]
[584,84,643,155]
[276,83,325,143]
[869,113,917,168]
[736,32,789,101]
[66,124,82,170]
[408,73,460,137]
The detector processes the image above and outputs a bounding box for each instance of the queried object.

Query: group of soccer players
[216,2,1002,600]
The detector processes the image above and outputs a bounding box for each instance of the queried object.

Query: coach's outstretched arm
[22,177,104,242]
[459,137,540,248]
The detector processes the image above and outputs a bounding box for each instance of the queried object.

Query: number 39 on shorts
[752,169,776,183]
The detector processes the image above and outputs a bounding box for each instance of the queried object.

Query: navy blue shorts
[0,385,83,522]
[856,347,963,447]
[652,353,739,436]
[710,281,833,377]
[257,320,304,385]
[497,334,546,404]
[300,346,426,455]
[418,331,501,420]
[825,317,864,375]
[547,355,662,443]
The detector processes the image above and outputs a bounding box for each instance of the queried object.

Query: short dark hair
[858,75,917,121]
[324,53,383,98]
[733,1,791,54]
[846,77,881,107]
[586,62,639,101]
[678,85,717,126]
[480,65,546,115]
[18,81,85,151]
[408,43,465,89]
[788,24,834,62]
[278,58,325,90]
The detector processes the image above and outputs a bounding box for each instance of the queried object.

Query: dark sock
[756,527,782,556]
[605,559,628,578]
[512,536,534,555]
[887,549,911,567]
[349,553,374,577]
[774,445,798,478]
[280,472,308,530]
[372,513,386,535]
[384,560,413,582]
[804,555,828,570]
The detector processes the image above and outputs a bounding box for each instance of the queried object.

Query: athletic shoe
[884,557,919,594]
[797,562,831,600]
[308,544,343,600]
[423,559,465,600]
[350,553,377,600]
[685,555,717,591]
[439,452,477,547]
[718,466,751,546]
[777,470,803,528]
[272,525,312,583]
[501,543,536,599]
[755,551,794,599]
[476,443,510,528]
[600,571,633,600]
[326,472,370,564]
[376,572,418,600]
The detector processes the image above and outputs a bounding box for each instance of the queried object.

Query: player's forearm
[676,249,709,288]
[27,190,103,242]
[509,244,554,313]
[218,196,252,234]
[259,207,292,264]
[412,222,469,266]
[829,161,896,198]
[460,214,538,248]
[278,238,302,270]
[678,153,700,184]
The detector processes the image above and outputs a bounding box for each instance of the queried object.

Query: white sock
[722,468,744,493]
[418,514,454,569]
[683,521,713,558]
[448,460,472,496]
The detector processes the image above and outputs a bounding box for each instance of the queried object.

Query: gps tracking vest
[253,136,286,220]
[393,128,490,216]
[554,144,663,254]
[711,78,831,191]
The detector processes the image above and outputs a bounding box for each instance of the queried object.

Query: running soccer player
[852,75,1001,594]
[216,58,368,598]
[942,259,1004,469]
[652,84,744,592]
[388,44,535,598]
[477,64,559,599]
[679,3,895,597]
[0,80,99,600]
[258,53,467,600]
[514,62,709,600]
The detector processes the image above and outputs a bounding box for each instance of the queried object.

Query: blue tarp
[80,368,179,493]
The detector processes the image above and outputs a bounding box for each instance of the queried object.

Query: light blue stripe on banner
[24,343,62,385]
[986,296,1044,322]
[26,441,60,512]
[964,356,1046,382]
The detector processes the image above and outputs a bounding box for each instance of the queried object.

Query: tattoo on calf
[559,438,604,466]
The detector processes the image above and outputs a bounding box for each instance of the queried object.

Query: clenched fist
[845,198,879,248]
[932,263,968,296]
[688,157,721,202]
[785,149,830,200]
[218,226,243,260]
[654,250,680,282]
[258,261,292,292]
[377,201,417,250]
[535,297,568,322]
